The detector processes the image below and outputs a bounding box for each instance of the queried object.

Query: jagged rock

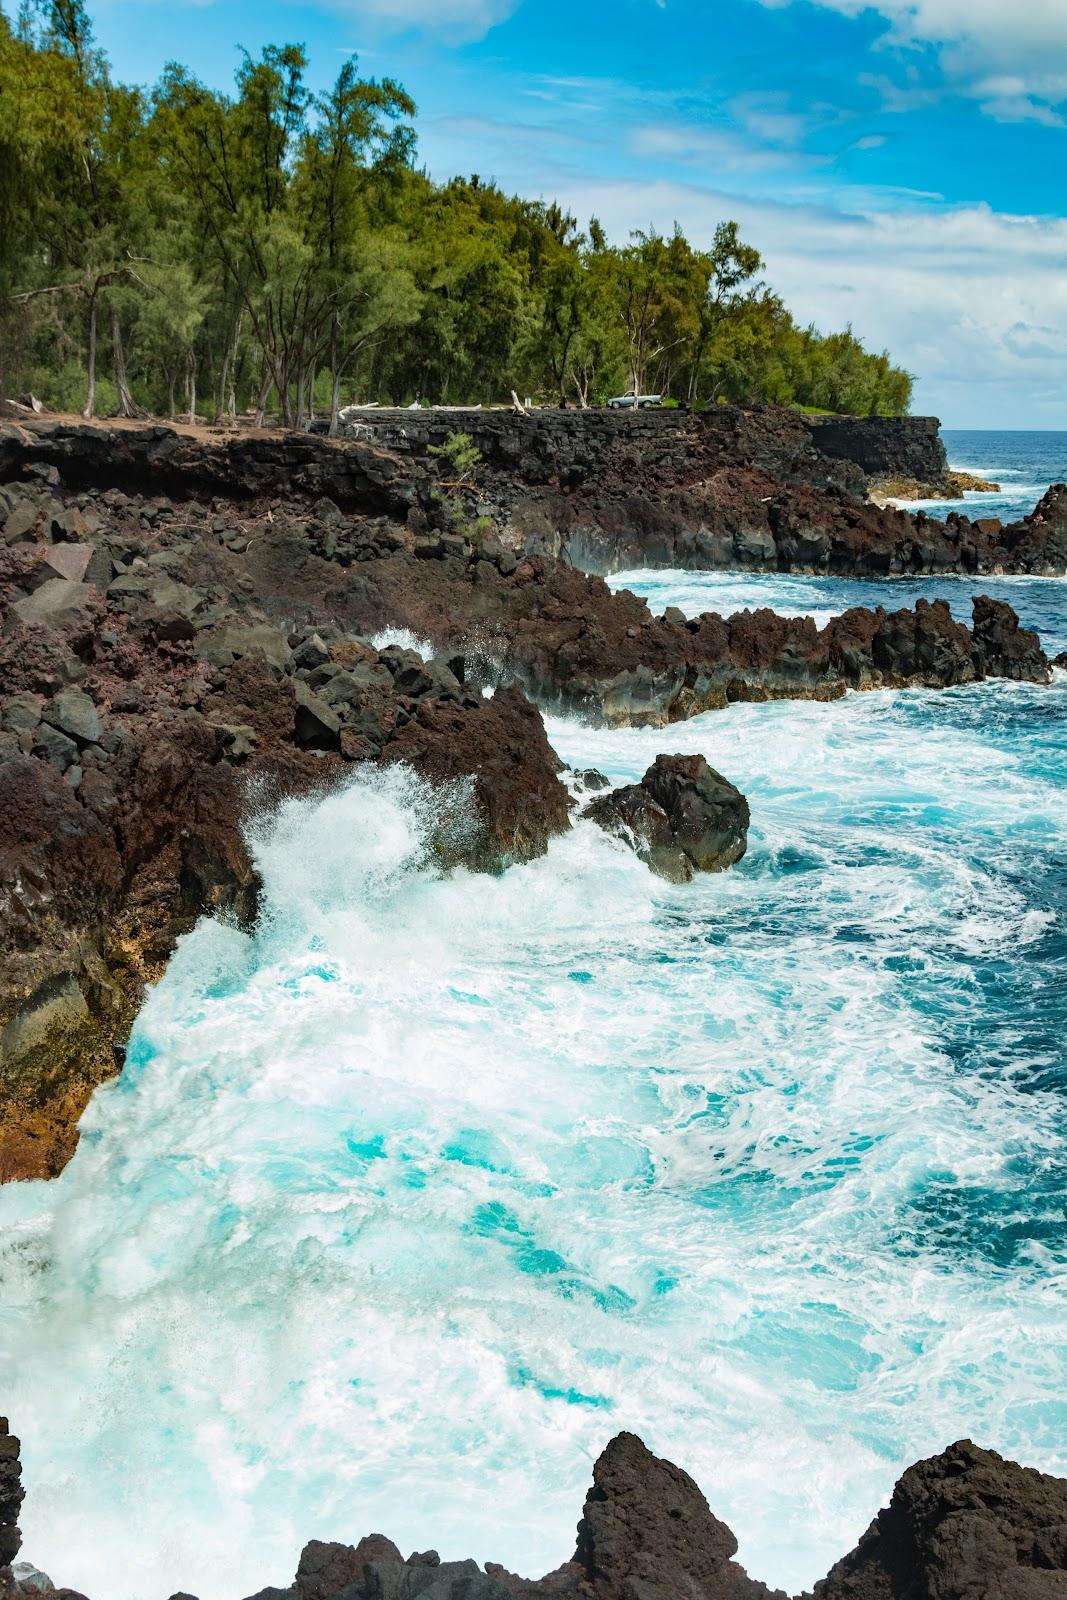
[0,694,42,734]
[971,595,1050,682]
[382,684,571,873]
[588,755,749,882]
[40,544,92,584]
[363,1559,512,1599]
[296,1537,403,1600]
[33,724,79,771]
[573,1432,782,1599]
[0,1419,23,1570]
[814,1439,1067,1600]
[198,621,292,674]
[293,633,333,670]
[2,500,39,546]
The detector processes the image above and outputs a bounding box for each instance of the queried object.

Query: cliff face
[800,413,947,484]
[7,409,1059,583]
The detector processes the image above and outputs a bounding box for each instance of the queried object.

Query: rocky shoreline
[0,416,1054,1179]
[4,1420,1067,1599]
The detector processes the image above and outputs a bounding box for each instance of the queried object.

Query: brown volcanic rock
[383,684,571,872]
[573,1432,783,1600]
[588,755,749,882]
[813,1439,1067,1600]
[0,553,572,1179]
[0,1418,23,1572]
[0,421,1054,1177]
[971,595,1050,682]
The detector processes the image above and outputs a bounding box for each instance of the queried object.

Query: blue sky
[89,0,1067,426]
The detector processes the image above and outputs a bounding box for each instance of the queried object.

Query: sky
[87,0,1067,427]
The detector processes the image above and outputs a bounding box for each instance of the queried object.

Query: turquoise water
[1,483,1066,1598]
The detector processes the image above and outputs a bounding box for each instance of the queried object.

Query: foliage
[429,430,483,532]
[0,1,913,419]
[429,430,482,485]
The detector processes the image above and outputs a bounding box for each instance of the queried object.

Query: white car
[607,392,663,409]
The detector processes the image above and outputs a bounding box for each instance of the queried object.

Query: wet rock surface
[0,420,1054,1178]
[7,1428,1066,1600]
[587,755,750,882]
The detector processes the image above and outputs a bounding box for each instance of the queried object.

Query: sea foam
[1,583,1065,1600]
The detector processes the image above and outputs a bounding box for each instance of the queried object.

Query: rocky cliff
[0,422,1052,1179]
[801,413,947,484]
[5,412,1063,582]
[5,1428,1067,1600]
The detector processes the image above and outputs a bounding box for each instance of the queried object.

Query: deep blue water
[0,438,1064,1600]
[921,429,1066,526]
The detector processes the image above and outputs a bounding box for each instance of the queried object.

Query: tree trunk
[83,293,97,419]
[167,371,176,420]
[186,350,197,425]
[111,308,148,419]
[328,313,341,437]
[227,312,242,420]
[216,339,231,424]
[253,362,271,429]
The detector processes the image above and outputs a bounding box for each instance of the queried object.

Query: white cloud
[630,122,804,172]
[966,73,1067,127]
[761,0,1067,60]
[764,0,1067,122]
[338,0,521,43]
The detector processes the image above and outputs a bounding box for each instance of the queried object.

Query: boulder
[587,755,749,883]
[2,499,39,545]
[43,690,101,747]
[971,596,1050,683]
[41,544,92,584]
[294,680,342,750]
[33,724,79,772]
[0,695,42,735]
[814,1439,1067,1600]
[11,581,96,631]
[295,1536,403,1600]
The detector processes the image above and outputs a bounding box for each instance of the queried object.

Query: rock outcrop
[587,755,750,882]
[0,423,1054,1178]
[0,1420,22,1576]
[569,1431,782,1599]
[813,1439,1067,1600]
[3,416,1065,580]
[8,1427,1067,1600]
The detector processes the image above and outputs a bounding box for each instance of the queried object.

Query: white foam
[1,658,1066,1600]
[369,626,434,659]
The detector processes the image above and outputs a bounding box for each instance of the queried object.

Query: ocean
[0,434,1064,1600]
